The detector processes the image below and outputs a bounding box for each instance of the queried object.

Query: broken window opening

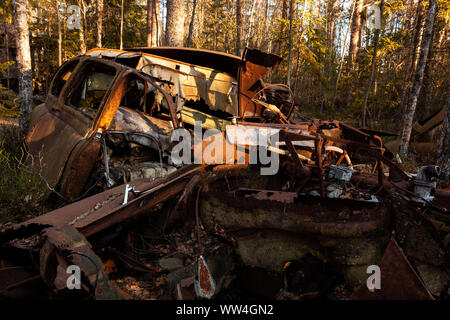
[118,73,174,120]
[50,60,79,98]
[92,73,177,190]
[87,131,176,191]
[67,63,116,119]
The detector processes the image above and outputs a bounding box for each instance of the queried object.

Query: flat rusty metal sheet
[351,237,434,300]
[23,164,204,237]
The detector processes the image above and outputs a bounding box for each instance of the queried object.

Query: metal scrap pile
[0,47,448,300]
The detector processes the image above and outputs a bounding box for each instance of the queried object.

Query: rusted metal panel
[76,179,187,237]
[42,226,119,299]
[26,111,87,189]
[237,48,284,120]
[23,164,204,236]
[93,71,130,133]
[200,189,390,238]
[12,46,448,300]
[139,56,238,116]
[434,188,450,209]
[26,57,122,192]
[124,47,244,77]
[60,138,103,200]
[351,237,434,300]
[87,48,239,117]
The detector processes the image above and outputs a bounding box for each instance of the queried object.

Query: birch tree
[56,0,62,65]
[437,87,450,181]
[12,0,33,133]
[77,0,87,53]
[399,0,438,157]
[96,0,103,47]
[120,0,124,49]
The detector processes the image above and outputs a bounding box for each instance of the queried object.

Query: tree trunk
[96,0,103,48]
[120,0,124,49]
[1,2,10,89]
[348,0,364,67]
[147,0,160,47]
[273,0,288,56]
[399,0,438,157]
[417,14,437,119]
[165,0,185,47]
[56,0,62,65]
[332,0,356,107]
[327,0,335,67]
[411,2,427,72]
[78,0,87,53]
[361,0,384,128]
[245,0,257,48]
[286,0,295,87]
[293,0,307,94]
[146,0,152,47]
[236,0,242,56]
[12,0,33,134]
[257,0,269,49]
[187,0,197,47]
[437,87,450,181]
[398,1,423,123]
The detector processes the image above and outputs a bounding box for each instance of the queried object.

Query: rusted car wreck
[0,47,448,300]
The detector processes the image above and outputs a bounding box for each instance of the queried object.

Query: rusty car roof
[85,47,282,78]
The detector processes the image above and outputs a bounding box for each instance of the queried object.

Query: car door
[26,58,121,199]
[27,58,85,192]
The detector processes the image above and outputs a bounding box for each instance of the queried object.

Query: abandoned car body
[0,47,448,300]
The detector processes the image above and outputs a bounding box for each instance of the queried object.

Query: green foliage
[0,62,19,118]
[0,126,51,223]
[10,0,448,135]
[200,0,236,53]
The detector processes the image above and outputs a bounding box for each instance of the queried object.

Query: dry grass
[0,124,53,224]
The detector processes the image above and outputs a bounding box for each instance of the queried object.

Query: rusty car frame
[0,47,448,300]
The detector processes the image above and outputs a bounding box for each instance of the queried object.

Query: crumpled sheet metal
[200,189,390,238]
[42,225,119,299]
[138,55,238,116]
[351,237,434,300]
